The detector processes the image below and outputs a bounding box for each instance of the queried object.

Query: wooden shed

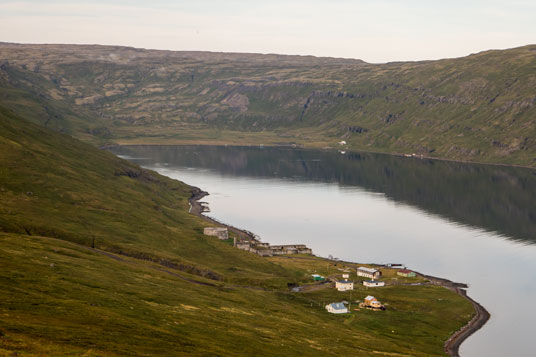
[363,295,383,309]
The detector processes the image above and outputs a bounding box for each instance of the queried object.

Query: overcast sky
[1,0,535,63]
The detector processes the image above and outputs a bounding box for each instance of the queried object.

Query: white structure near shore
[357,266,382,279]
[363,280,385,287]
[325,302,348,314]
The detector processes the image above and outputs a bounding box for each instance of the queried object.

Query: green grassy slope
[0,233,473,356]
[0,106,475,355]
[0,106,297,287]
[0,43,535,167]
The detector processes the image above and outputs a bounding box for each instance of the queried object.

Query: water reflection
[110,145,536,356]
[110,145,536,244]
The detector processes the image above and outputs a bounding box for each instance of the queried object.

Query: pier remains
[203,227,229,240]
[235,241,313,257]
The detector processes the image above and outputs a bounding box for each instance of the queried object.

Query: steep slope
[0,43,535,167]
[0,106,476,356]
[0,105,297,287]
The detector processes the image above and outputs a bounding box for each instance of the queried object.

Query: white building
[363,280,385,287]
[357,266,382,279]
[335,280,354,291]
[325,302,348,314]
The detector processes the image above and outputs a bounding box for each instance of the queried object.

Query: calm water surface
[111,145,536,357]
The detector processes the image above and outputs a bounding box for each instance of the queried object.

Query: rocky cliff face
[0,43,535,166]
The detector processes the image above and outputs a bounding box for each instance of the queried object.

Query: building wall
[336,282,354,291]
[203,227,229,240]
[357,271,371,278]
[357,270,382,279]
[363,281,385,287]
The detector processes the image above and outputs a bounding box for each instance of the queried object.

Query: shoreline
[189,187,258,242]
[415,271,491,356]
[104,143,536,170]
[443,288,490,356]
[188,187,490,357]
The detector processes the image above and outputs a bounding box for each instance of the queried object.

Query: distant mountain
[0,43,535,167]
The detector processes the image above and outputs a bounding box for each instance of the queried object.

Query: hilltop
[0,106,475,355]
[0,43,535,167]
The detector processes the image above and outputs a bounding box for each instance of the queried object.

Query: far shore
[187,186,490,357]
[103,142,536,170]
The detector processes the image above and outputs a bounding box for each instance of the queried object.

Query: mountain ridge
[1,42,535,167]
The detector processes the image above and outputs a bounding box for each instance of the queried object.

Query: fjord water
[111,145,536,357]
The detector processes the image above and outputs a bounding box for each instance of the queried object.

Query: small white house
[357,266,382,279]
[342,273,350,279]
[325,302,348,314]
[363,280,385,287]
[335,280,354,291]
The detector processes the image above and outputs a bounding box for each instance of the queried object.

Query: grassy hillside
[0,43,535,167]
[0,105,297,287]
[0,107,474,355]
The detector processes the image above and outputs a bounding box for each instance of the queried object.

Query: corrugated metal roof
[329,302,346,310]
[357,267,379,273]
